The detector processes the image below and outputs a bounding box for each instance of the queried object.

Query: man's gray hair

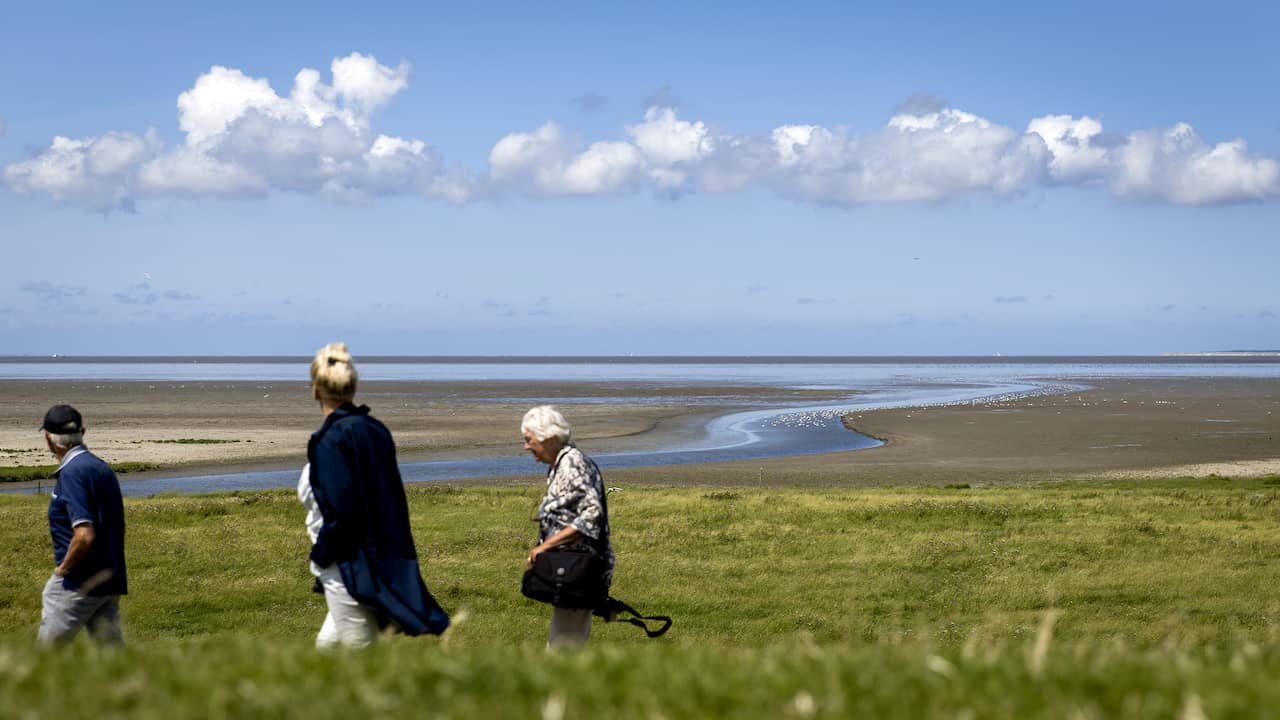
[46,431,83,450]
[521,405,571,443]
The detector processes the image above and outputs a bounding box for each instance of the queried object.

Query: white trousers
[37,573,123,646]
[547,606,592,649]
[315,565,378,649]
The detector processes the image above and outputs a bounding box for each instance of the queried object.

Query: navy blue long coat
[307,403,449,636]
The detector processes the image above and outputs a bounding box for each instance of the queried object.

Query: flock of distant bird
[764,384,1081,430]
[766,408,847,429]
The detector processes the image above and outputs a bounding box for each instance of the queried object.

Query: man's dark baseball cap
[41,405,84,434]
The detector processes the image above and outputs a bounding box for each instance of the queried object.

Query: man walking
[38,404,128,645]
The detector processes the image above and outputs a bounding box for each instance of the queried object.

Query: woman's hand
[527,527,585,568]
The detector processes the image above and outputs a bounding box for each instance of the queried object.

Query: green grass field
[3,477,1279,718]
[0,461,158,483]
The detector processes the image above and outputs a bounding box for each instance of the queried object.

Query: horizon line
[3,353,1280,365]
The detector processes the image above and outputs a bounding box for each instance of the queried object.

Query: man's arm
[55,523,95,576]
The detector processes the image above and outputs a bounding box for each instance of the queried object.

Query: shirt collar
[547,443,575,481]
[56,445,89,474]
[331,402,369,418]
[313,402,371,439]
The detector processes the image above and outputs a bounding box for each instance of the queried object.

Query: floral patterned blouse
[537,444,614,585]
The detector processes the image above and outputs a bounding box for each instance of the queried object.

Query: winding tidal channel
[8,357,1280,497]
[111,380,1064,496]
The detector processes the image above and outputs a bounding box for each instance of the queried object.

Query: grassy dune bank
[3,479,1280,716]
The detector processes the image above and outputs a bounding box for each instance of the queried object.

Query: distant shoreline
[1162,351,1280,358]
[4,354,1280,364]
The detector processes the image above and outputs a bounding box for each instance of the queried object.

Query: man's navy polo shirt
[48,447,128,596]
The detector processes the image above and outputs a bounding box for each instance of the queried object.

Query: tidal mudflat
[2,372,1277,491]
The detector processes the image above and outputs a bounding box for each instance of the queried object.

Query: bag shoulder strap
[547,446,611,557]
[595,596,672,638]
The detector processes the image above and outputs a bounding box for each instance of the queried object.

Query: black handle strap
[596,596,672,638]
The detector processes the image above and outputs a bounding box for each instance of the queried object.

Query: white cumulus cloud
[745,107,1049,205]
[137,146,267,197]
[490,107,716,196]
[331,53,411,114]
[624,106,714,190]
[1026,114,1109,182]
[489,122,565,183]
[1027,115,1280,204]
[7,53,470,211]
[7,66,1280,211]
[5,130,161,212]
[177,66,285,145]
[771,125,820,168]
[1110,123,1279,204]
[489,122,645,195]
[175,54,406,147]
[559,141,645,194]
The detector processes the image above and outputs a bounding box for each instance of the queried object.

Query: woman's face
[522,430,562,465]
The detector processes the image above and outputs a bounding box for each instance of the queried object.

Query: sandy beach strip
[2,376,1276,487]
[0,379,846,473]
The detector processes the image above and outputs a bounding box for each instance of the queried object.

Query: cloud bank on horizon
[5,52,1278,213]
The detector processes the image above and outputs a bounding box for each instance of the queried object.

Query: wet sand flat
[2,376,1277,487]
[604,376,1280,487]
[0,379,843,472]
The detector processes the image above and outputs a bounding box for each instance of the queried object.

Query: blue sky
[2,1,1278,355]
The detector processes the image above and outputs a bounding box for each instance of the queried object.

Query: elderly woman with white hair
[522,405,615,647]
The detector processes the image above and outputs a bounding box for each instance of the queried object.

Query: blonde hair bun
[311,342,358,402]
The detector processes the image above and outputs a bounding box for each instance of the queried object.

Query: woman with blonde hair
[298,342,449,647]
